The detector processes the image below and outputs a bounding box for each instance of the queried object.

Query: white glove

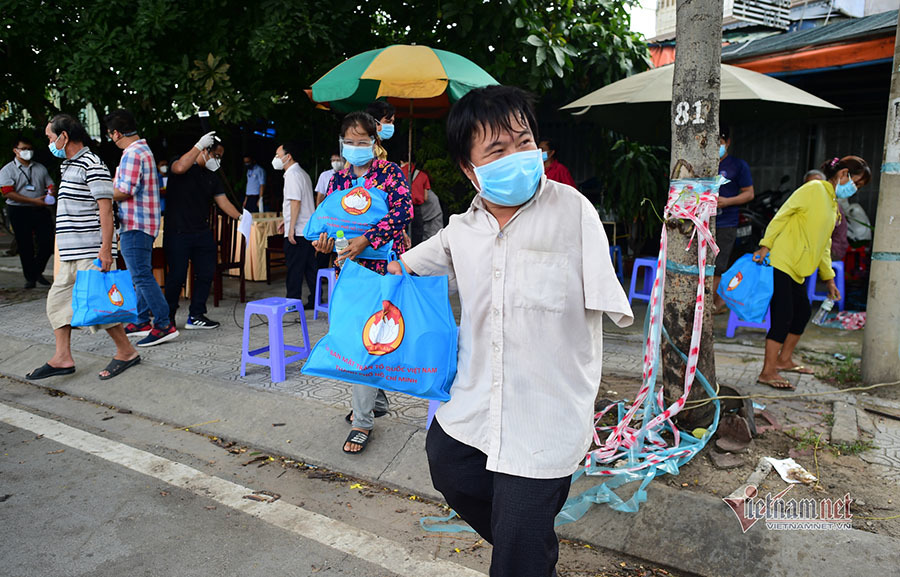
[194,131,216,151]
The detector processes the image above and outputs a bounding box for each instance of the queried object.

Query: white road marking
[0,402,485,577]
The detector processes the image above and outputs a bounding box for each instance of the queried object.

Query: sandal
[345,410,388,424]
[757,377,794,390]
[781,365,814,375]
[26,363,75,380]
[343,429,372,454]
[99,356,141,380]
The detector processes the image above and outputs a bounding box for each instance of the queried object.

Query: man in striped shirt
[105,108,178,347]
[25,114,141,382]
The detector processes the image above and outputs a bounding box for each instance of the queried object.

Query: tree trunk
[663,0,722,427]
[862,9,900,385]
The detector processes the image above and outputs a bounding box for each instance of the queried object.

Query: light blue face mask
[835,178,857,199]
[49,135,67,159]
[718,144,726,159]
[341,141,375,167]
[542,151,549,162]
[377,123,394,141]
[472,149,544,207]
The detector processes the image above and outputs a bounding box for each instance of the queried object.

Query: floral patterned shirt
[326,158,412,274]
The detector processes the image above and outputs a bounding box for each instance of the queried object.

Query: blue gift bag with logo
[71,260,140,327]
[303,177,393,260]
[301,260,458,401]
[717,253,774,323]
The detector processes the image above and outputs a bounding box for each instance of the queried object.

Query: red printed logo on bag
[362,300,405,356]
[727,272,743,291]
[108,284,124,307]
[341,187,372,215]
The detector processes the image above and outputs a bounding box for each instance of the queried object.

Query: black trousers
[426,419,571,577]
[164,230,216,320]
[767,267,811,343]
[7,205,54,282]
[285,237,317,303]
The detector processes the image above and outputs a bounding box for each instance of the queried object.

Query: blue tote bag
[71,260,140,327]
[302,177,393,260]
[301,260,458,401]
[717,253,774,323]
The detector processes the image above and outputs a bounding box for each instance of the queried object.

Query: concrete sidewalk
[0,267,897,576]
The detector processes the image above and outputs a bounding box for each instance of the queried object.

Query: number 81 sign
[674,100,707,126]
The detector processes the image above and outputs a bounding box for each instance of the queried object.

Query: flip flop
[781,365,815,375]
[343,429,372,454]
[345,410,388,424]
[757,377,795,390]
[25,363,75,380]
[99,356,141,380]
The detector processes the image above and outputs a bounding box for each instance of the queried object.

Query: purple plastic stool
[426,400,441,429]
[806,261,845,311]
[313,268,336,320]
[726,308,771,338]
[241,297,311,383]
[628,257,658,305]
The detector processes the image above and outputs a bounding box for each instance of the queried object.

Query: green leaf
[526,34,544,47]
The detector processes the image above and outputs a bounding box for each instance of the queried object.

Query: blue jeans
[119,230,169,327]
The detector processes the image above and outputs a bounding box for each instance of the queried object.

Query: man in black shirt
[164,132,242,330]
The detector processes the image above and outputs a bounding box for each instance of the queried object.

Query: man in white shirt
[388,86,633,577]
[274,141,316,308]
[314,152,343,206]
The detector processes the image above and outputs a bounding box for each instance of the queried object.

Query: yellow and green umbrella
[308,44,498,118]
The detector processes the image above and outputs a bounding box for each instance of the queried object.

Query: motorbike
[732,174,792,259]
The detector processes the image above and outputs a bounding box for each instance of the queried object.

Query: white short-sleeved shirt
[401,177,634,479]
[282,163,315,237]
[315,168,334,197]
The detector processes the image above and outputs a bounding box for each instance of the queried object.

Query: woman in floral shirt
[313,110,412,454]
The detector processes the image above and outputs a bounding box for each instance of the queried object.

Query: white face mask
[331,160,343,171]
[271,155,285,171]
[159,166,168,175]
[204,157,221,172]
[18,149,33,161]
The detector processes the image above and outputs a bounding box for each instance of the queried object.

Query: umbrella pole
[408,101,414,174]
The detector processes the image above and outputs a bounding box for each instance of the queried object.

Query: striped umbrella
[308,44,499,119]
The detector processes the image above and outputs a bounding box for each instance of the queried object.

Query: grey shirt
[0,158,54,206]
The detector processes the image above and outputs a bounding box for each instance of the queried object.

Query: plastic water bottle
[334,230,349,268]
[811,298,834,326]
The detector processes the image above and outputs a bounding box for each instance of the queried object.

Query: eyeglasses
[340,137,374,148]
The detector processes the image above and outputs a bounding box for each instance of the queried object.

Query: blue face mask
[835,178,857,199]
[718,144,726,159]
[377,123,394,141]
[541,151,549,162]
[472,149,544,207]
[341,142,375,167]
[49,135,67,159]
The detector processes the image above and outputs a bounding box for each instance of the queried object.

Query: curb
[1,335,897,577]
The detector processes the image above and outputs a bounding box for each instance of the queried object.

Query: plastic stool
[628,257,658,305]
[806,261,845,311]
[426,400,440,429]
[609,245,624,283]
[843,246,868,281]
[726,308,771,338]
[313,268,336,320]
[241,297,311,383]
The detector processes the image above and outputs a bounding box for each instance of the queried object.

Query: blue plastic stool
[313,268,336,320]
[628,257,658,305]
[426,400,441,429]
[241,297,311,383]
[726,308,771,338]
[806,261,845,311]
[609,245,624,283]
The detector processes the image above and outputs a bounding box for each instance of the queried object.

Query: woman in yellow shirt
[752,155,870,389]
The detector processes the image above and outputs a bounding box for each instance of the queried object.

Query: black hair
[49,114,90,144]
[282,141,302,160]
[14,134,33,148]
[103,108,138,135]
[446,85,538,167]
[366,100,395,121]
[540,138,559,153]
[340,111,378,139]
[820,155,871,186]
[719,126,730,141]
